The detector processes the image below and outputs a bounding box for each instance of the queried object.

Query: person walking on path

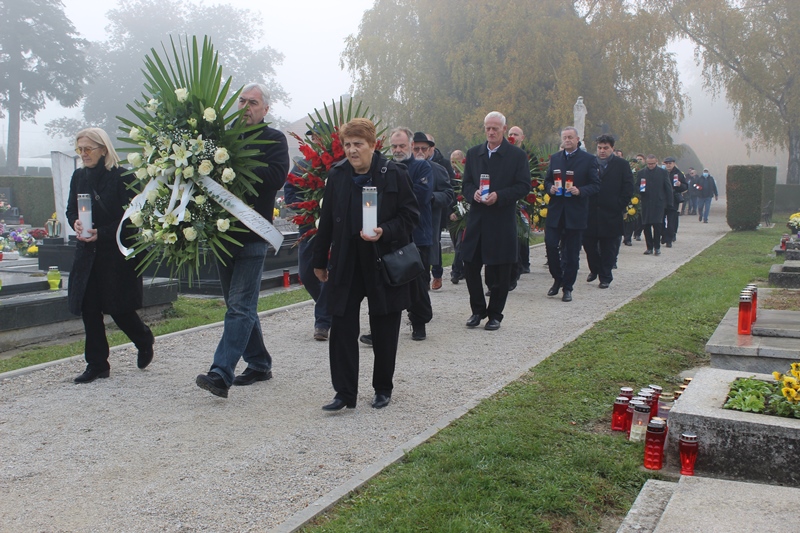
[637,155,673,256]
[544,127,601,302]
[460,111,531,329]
[695,168,719,223]
[195,83,289,398]
[662,156,687,247]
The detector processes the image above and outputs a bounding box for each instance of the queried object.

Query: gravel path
[0,205,729,532]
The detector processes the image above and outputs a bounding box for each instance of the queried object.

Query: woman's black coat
[66,162,142,316]
[312,152,420,317]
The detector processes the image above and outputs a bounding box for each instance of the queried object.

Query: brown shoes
[431,277,443,290]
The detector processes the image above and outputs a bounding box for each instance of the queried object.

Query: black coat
[544,149,601,230]
[461,138,531,265]
[430,160,454,232]
[637,166,673,225]
[312,152,420,317]
[667,166,688,209]
[66,162,142,316]
[585,155,634,238]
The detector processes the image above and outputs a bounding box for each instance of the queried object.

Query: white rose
[174,88,189,102]
[130,211,144,227]
[129,127,141,141]
[203,107,217,122]
[164,232,178,244]
[127,152,143,167]
[142,229,154,242]
[198,160,214,176]
[194,195,206,205]
[146,188,159,204]
[221,168,235,183]
[135,167,149,181]
[183,227,198,241]
[183,165,194,178]
[214,147,230,164]
[217,218,231,232]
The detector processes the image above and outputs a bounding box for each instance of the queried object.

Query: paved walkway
[0,204,729,532]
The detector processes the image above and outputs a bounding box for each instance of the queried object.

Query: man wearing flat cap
[662,156,687,247]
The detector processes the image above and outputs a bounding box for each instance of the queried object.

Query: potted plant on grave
[724,362,800,419]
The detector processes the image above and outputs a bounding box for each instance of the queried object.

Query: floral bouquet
[7,229,35,253]
[515,143,557,231]
[774,362,800,407]
[0,198,9,214]
[286,99,383,243]
[118,36,280,282]
[787,212,800,233]
[623,194,641,221]
[448,158,470,235]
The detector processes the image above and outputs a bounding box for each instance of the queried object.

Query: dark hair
[595,134,615,147]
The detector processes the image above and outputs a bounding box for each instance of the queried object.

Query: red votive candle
[738,291,752,335]
[679,433,699,475]
[644,420,667,470]
[612,396,629,432]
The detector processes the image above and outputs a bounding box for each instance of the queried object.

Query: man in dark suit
[637,155,673,255]
[544,126,601,302]
[662,156,687,247]
[582,134,634,289]
[461,111,531,331]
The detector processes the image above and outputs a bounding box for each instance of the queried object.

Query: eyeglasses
[75,146,102,155]
[412,146,428,153]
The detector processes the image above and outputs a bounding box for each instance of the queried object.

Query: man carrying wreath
[195,83,290,398]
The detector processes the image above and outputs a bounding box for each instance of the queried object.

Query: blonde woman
[66,128,154,383]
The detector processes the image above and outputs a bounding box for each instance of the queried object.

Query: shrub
[726,165,763,231]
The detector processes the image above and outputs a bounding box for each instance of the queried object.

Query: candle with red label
[554,169,563,196]
[564,171,574,197]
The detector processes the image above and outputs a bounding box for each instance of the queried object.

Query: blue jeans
[698,197,713,222]
[210,241,271,385]
[298,238,331,329]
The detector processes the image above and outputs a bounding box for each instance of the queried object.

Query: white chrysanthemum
[183,227,198,241]
[203,107,217,122]
[221,168,235,183]
[198,160,214,176]
[217,218,231,232]
[214,147,230,164]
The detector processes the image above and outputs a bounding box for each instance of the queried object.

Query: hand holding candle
[77,194,93,239]
[362,187,378,238]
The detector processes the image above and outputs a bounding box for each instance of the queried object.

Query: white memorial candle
[77,194,93,238]
[362,187,378,237]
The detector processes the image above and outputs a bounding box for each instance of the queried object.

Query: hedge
[726,165,762,231]
[0,176,56,228]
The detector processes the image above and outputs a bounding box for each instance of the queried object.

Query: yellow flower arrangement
[624,194,642,221]
[773,362,800,405]
[787,212,800,232]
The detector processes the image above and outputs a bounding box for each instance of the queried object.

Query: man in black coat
[637,155,673,255]
[196,83,289,398]
[662,156,687,247]
[582,134,634,289]
[544,127,601,302]
[461,111,531,330]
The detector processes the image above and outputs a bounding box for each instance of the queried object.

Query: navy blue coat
[585,155,634,238]
[461,138,531,265]
[544,149,601,230]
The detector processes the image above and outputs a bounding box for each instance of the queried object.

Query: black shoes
[322,398,356,411]
[599,282,610,289]
[195,373,229,398]
[74,367,110,383]
[643,249,653,255]
[411,324,426,341]
[562,290,573,302]
[137,342,154,370]
[666,242,672,248]
[466,314,483,328]
[623,240,632,246]
[586,273,597,282]
[547,282,561,296]
[485,318,501,331]
[655,249,662,256]
[359,334,373,346]
[372,394,391,409]
[232,368,273,386]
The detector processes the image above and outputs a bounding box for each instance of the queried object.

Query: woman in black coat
[313,118,419,411]
[66,128,154,383]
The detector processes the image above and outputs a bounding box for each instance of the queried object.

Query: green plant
[723,363,800,419]
[725,165,763,231]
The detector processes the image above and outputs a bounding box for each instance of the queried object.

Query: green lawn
[300,226,779,532]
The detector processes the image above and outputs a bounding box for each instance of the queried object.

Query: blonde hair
[75,127,120,170]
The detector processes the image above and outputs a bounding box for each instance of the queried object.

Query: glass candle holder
[625,399,645,437]
[479,174,490,201]
[637,391,654,421]
[612,396,629,432]
[679,433,699,475]
[564,171,574,197]
[619,387,634,400]
[47,266,61,290]
[362,187,378,237]
[77,194,93,238]
[738,290,753,335]
[553,169,563,196]
[644,420,667,470]
[629,403,651,442]
[648,384,663,417]
[745,284,758,324]
[657,392,674,419]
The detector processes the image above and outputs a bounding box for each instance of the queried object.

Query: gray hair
[389,127,413,143]
[484,111,506,126]
[242,82,271,107]
[75,127,120,170]
[561,126,579,137]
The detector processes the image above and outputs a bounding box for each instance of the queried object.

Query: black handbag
[376,242,425,287]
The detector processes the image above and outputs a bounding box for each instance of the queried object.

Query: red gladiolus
[321,152,334,169]
[299,144,316,160]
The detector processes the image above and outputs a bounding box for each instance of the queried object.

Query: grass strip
[301,226,779,532]
[0,290,311,374]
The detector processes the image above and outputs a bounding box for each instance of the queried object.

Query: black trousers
[448,226,465,279]
[407,245,433,326]
[464,240,514,322]
[664,208,679,242]
[582,235,619,284]
[329,259,401,404]
[643,223,663,251]
[81,275,152,372]
[545,225,583,291]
